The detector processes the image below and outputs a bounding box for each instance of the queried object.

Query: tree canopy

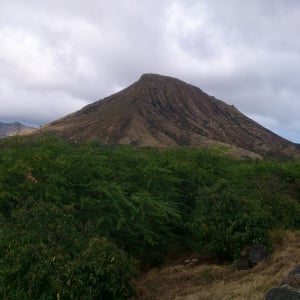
[1,136,300,298]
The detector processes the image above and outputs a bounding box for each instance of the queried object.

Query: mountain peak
[39,74,299,158]
[138,73,192,86]
[139,73,160,79]
[137,73,192,90]
[139,73,175,81]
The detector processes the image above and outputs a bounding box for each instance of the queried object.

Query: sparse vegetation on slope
[38,74,300,158]
[135,231,300,300]
[1,136,300,299]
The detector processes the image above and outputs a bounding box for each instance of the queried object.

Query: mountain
[0,122,35,138]
[39,73,299,158]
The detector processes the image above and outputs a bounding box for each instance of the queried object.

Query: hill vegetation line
[1,136,300,299]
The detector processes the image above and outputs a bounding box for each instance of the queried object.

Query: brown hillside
[0,122,35,138]
[39,74,299,158]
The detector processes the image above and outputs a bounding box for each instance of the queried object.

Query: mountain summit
[40,73,299,157]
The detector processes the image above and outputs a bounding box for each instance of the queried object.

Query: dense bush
[1,136,300,298]
[188,179,271,258]
[0,201,137,300]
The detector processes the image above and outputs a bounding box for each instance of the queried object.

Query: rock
[248,244,268,266]
[265,286,300,299]
[236,244,268,270]
[289,265,300,276]
[282,275,300,289]
[183,258,199,266]
[281,265,300,289]
[265,265,300,299]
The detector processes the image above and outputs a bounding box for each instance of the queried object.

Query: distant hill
[39,73,300,158]
[0,122,35,138]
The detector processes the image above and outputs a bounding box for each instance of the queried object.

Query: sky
[0,0,300,142]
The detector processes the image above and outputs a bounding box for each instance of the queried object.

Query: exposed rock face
[0,122,35,138]
[282,265,300,289]
[39,73,300,158]
[265,287,300,299]
[248,244,268,266]
[265,265,300,299]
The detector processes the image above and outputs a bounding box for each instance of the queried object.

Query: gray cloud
[0,0,300,142]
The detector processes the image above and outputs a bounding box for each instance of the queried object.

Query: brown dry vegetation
[134,230,300,300]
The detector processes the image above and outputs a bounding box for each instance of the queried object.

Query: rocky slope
[39,73,300,158]
[0,122,35,138]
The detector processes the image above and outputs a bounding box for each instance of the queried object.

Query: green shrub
[1,136,300,297]
[0,201,137,300]
[188,180,271,258]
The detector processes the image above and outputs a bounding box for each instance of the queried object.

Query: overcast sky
[1,0,300,142]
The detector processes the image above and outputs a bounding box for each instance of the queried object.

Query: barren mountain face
[0,122,35,138]
[40,74,299,158]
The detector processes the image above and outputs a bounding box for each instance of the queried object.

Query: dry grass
[134,231,300,300]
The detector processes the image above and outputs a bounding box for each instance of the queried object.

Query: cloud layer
[0,0,300,141]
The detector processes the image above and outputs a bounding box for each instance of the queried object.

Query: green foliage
[0,201,137,300]
[188,179,271,258]
[1,136,300,297]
